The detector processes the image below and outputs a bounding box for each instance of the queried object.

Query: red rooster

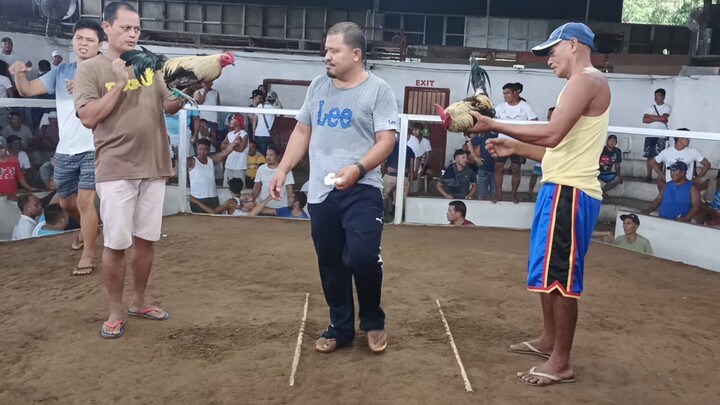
[121,47,235,106]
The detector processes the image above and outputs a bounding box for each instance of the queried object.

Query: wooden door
[403,87,450,177]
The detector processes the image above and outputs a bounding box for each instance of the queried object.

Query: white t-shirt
[0,75,12,98]
[407,136,431,158]
[255,163,295,208]
[225,130,248,170]
[254,103,276,138]
[195,88,220,123]
[1,125,33,149]
[231,197,247,216]
[495,100,538,139]
[16,151,30,169]
[644,103,672,130]
[12,215,37,240]
[655,146,704,181]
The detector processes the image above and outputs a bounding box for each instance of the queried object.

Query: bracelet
[353,161,367,179]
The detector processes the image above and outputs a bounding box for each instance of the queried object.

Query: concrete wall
[613,211,720,273]
[405,197,536,229]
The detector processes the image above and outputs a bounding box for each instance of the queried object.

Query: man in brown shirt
[74,1,190,339]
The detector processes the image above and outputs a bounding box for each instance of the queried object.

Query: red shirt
[0,156,23,195]
[462,219,475,226]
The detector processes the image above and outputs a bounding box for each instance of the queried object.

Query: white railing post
[177,108,189,213]
[393,114,410,225]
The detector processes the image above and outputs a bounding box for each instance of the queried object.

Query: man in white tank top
[188,138,237,213]
[221,114,249,187]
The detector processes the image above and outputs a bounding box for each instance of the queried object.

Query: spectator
[194,80,220,141]
[529,107,553,202]
[266,90,283,108]
[642,88,671,183]
[188,138,237,213]
[221,113,249,187]
[11,194,43,240]
[33,203,68,236]
[38,60,51,77]
[165,108,199,162]
[257,84,267,94]
[253,89,279,155]
[613,213,653,254]
[0,61,12,128]
[39,156,56,191]
[249,191,310,219]
[5,135,31,179]
[196,118,218,153]
[245,140,266,188]
[382,132,415,221]
[0,135,35,196]
[407,122,432,192]
[1,111,33,150]
[697,172,720,226]
[190,177,256,216]
[642,161,700,222]
[0,37,32,72]
[51,50,63,69]
[447,200,474,226]
[598,134,623,197]
[437,149,477,199]
[651,130,711,192]
[470,131,498,202]
[494,82,538,204]
[252,145,294,208]
[37,110,59,152]
[248,89,265,145]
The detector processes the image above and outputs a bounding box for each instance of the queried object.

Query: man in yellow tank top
[469,22,610,387]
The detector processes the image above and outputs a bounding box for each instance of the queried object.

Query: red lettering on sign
[415,80,435,87]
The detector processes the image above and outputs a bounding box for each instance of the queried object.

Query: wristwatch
[353,161,367,179]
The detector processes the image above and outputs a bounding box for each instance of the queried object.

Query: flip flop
[366,330,388,353]
[72,265,96,276]
[100,320,125,339]
[518,366,576,386]
[509,341,551,359]
[71,237,83,251]
[315,337,338,353]
[127,306,170,321]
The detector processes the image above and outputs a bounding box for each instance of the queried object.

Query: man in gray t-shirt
[270,22,397,354]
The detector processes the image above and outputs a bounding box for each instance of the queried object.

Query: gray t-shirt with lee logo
[296,73,399,204]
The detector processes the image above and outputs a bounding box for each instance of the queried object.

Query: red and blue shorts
[527,183,601,298]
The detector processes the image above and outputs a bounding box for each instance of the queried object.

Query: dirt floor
[1,215,719,404]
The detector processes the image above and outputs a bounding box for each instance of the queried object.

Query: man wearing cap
[598,134,623,197]
[643,161,701,222]
[51,51,63,69]
[253,89,281,156]
[650,130,711,192]
[613,213,653,254]
[469,22,610,386]
[248,89,269,154]
[10,19,103,275]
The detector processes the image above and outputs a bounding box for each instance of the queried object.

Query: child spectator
[33,203,68,236]
[249,191,309,219]
[189,177,256,216]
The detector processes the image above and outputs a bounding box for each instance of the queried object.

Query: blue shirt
[659,181,692,219]
[386,140,415,174]
[276,207,309,219]
[165,110,199,138]
[471,132,497,172]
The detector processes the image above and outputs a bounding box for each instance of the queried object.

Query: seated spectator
[382,132,415,221]
[642,161,700,222]
[696,171,720,226]
[51,50,63,69]
[190,177,256,216]
[437,149,477,200]
[613,213,653,254]
[251,145,294,209]
[470,132,498,202]
[37,111,60,151]
[598,134,623,198]
[1,111,33,150]
[0,136,35,197]
[5,135,32,180]
[245,140,266,188]
[651,130,711,192]
[188,138,237,213]
[221,114,249,187]
[0,60,13,128]
[37,59,51,77]
[196,119,218,153]
[11,194,42,240]
[249,192,309,219]
[33,203,68,236]
[447,200,474,226]
[39,157,55,190]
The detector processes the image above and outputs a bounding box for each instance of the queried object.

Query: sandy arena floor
[1,215,719,404]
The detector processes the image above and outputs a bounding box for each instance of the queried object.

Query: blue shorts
[598,172,616,183]
[527,183,601,298]
[532,166,543,176]
[54,152,96,199]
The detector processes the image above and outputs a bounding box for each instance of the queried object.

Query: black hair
[38,60,51,71]
[228,177,244,194]
[0,60,8,77]
[17,195,32,213]
[266,144,279,155]
[548,106,556,111]
[293,192,308,209]
[607,134,617,140]
[0,37,11,43]
[514,82,523,92]
[453,149,466,158]
[327,22,366,60]
[197,138,211,147]
[44,204,66,226]
[73,19,105,42]
[655,88,666,97]
[673,128,690,143]
[9,111,21,118]
[502,82,520,92]
[6,135,21,144]
[103,1,138,25]
[449,200,467,218]
[248,140,257,146]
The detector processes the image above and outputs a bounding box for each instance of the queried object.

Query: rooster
[120,47,235,107]
[435,57,495,133]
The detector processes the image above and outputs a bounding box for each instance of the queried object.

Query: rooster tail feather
[467,56,491,97]
[120,46,167,83]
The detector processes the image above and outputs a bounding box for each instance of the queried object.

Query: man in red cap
[220,113,249,187]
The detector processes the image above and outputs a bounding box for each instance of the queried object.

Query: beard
[326,69,336,78]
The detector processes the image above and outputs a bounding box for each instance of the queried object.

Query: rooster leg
[171,88,198,108]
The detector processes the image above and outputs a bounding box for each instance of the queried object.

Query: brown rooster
[121,47,235,106]
[436,57,495,133]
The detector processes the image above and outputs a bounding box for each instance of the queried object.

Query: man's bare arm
[9,62,48,97]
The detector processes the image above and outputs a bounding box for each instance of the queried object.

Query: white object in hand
[324,173,344,186]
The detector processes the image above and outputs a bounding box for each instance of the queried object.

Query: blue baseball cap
[532,22,595,56]
[668,161,688,172]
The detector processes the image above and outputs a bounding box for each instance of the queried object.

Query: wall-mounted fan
[36,0,77,21]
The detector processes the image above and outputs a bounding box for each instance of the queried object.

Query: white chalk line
[436,299,474,392]
[289,293,310,387]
